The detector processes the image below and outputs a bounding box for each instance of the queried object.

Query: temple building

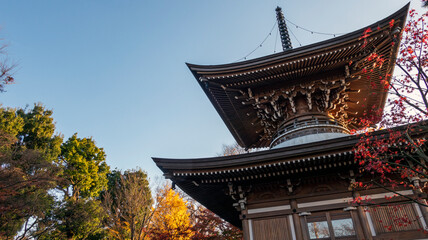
[153,4,428,239]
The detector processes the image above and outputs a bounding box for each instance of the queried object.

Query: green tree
[17,104,62,159]
[38,199,106,240]
[102,169,153,240]
[0,105,62,239]
[39,133,110,240]
[59,133,110,201]
[0,107,23,136]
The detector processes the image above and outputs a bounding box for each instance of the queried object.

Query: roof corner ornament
[275,6,293,51]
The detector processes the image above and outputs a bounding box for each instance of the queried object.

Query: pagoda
[153,4,428,239]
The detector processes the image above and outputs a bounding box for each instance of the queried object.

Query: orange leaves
[409,9,416,17]
[397,9,427,65]
[366,52,385,69]
[149,187,194,240]
[360,27,372,48]
[353,9,428,232]
[389,19,395,29]
[384,194,397,200]
[354,121,428,202]
[189,205,242,239]
[361,27,372,39]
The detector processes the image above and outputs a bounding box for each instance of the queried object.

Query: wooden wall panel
[252,217,291,240]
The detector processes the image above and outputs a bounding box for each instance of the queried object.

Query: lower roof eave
[153,121,428,177]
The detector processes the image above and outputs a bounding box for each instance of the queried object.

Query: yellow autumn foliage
[149,187,193,240]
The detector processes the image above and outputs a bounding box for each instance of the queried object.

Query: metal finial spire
[275,6,293,51]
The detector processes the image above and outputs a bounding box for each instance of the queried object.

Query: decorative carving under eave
[337,169,358,191]
[239,77,354,145]
[226,182,252,212]
[280,178,302,195]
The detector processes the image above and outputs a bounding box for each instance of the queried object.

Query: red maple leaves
[353,8,428,213]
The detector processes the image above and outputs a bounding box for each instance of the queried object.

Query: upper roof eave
[186,3,409,74]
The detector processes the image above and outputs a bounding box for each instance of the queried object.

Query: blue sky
[0,0,424,179]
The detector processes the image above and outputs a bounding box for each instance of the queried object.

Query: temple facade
[153,4,428,239]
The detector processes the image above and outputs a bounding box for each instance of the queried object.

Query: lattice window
[368,204,421,233]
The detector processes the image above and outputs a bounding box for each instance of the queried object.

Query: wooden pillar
[416,199,428,227]
[354,192,373,240]
[242,218,251,240]
[349,209,367,240]
[299,215,310,240]
[412,179,428,227]
[241,209,252,240]
[290,199,304,240]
